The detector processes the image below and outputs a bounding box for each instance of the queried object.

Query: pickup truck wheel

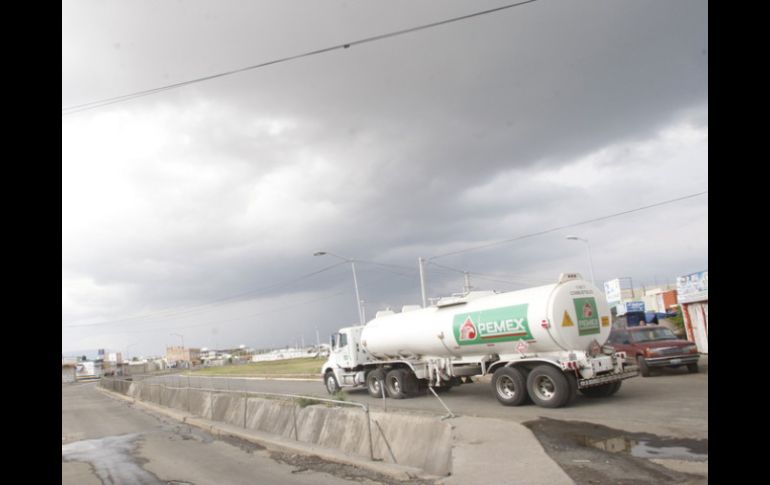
[366,369,387,398]
[325,371,341,394]
[526,365,571,408]
[385,369,409,399]
[637,356,651,377]
[687,363,699,374]
[491,367,528,406]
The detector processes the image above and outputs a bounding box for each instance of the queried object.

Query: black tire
[565,372,579,404]
[687,363,699,374]
[400,369,419,397]
[324,371,341,394]
[385,369,409,399]
[366,369,387,398]
[580,381,619,398]
[607,380,622,395]
[491,367,528,406]
[526,365,572,408]
[637,356,651,377]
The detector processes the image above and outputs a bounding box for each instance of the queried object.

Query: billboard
[604,279,622,305]
[677,271,708,304]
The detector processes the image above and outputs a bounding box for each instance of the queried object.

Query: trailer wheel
[579,381,619,398]
[491,367,528,406]
[324,371,341,395]
[526,365,571,408]
[401,369,419,396]
[565,372,578,404]
[607,380,622,395]
[385,369,409,399]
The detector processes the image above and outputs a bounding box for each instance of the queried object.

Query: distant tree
[668,307,686,336]
[80,355,87,362]
[132,357,139,362]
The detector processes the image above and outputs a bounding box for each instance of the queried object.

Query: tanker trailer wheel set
[322,273,639,408]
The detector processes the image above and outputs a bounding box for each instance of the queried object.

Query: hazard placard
[562,310,574,327]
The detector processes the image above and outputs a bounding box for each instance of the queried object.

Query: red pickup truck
[606,325,700,377]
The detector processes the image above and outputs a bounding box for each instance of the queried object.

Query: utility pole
[418,257,428,307]
[463,272,472,294]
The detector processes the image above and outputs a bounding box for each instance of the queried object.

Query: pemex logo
[459,317,478,341]
[583,303,594,318]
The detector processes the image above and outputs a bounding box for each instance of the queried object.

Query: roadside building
[642,288,679,314]
[75,360,102,381]
[62,361,77,383]
[166,346,202,367]
[676,270,708,354]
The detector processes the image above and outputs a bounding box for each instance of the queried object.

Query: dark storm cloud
[62,0,707,355]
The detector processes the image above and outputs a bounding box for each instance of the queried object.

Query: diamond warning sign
[562,310,574,327]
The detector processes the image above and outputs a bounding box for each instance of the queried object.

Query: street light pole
[171,333,185,348]
[566,236,596,286]
[314,251,365,325]
[418,257,428,308]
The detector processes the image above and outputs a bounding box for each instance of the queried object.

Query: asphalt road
[154,363,708,440]
[62,382,416,485]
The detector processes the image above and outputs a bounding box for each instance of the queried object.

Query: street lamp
[171,333,185,348]
[565,235,596,286]
[314,251,365,325]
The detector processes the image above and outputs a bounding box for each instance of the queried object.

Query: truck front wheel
[325,371,341,395]
[366,369,387,398]
[491,367,528,406]
[527,365,571,408]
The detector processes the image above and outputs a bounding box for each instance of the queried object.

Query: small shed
[677,271,708,354]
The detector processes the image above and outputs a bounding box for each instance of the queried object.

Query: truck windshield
[631,328,677,342]
[338,333,347,348]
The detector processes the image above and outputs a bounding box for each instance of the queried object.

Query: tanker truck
[321,273,638,408]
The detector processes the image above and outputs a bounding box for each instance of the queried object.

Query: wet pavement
[524,418,707,485]
[62,382,432,485]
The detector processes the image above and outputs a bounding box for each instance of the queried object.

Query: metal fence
[99,376,376,461]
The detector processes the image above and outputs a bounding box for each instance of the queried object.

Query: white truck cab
[322,325,370,394]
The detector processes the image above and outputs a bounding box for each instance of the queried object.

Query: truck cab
[321,325,369,393]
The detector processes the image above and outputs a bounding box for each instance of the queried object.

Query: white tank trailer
[322,273,638,408]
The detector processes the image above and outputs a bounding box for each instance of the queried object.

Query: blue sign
[625,301,645,312]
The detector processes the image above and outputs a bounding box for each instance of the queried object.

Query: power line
[117,290,350,334]
[62,0,538,116]
[430,191,708,260]
[427,261,546,287]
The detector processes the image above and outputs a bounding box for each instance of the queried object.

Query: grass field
[188,356,325,377]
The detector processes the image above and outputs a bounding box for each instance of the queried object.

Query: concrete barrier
[245,398,296,439]
[188,389,212,418]
[212,393,246,427]
[107,381,452,476]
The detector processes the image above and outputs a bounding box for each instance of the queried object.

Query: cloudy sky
[62,0,708,358]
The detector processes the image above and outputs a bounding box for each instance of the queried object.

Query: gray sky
[62,0,708,358]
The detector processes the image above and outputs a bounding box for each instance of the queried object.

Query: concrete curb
[96,386,435,481]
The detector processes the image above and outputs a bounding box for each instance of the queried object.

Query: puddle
[524,418,707,485]
[62,433,165,485]
[581,436,708,461]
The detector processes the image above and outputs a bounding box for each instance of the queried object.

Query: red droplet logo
[460,317,477,341]
[583,303,593,318]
